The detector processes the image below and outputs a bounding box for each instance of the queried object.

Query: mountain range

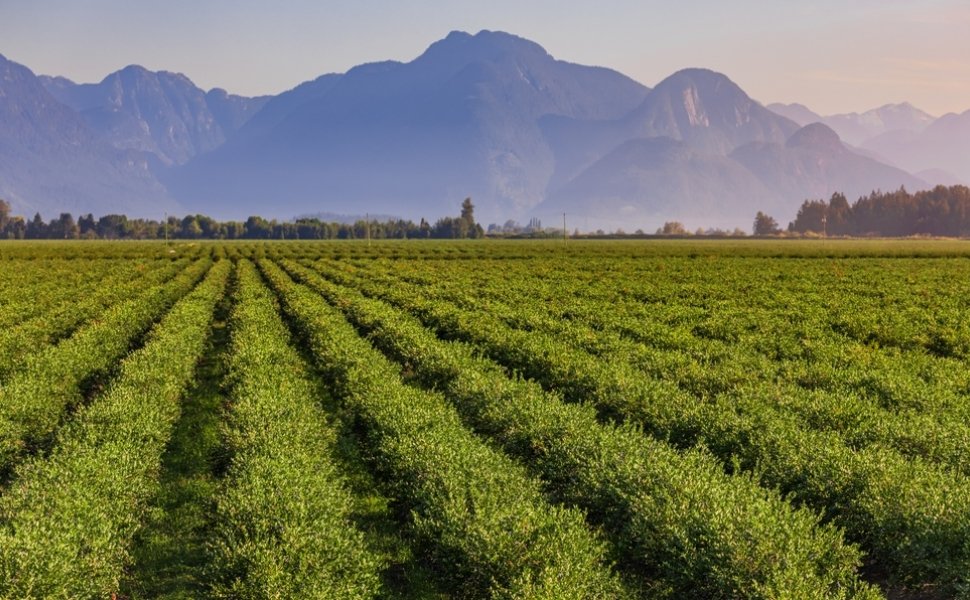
[767,102,969,187]
[1,30,966,229]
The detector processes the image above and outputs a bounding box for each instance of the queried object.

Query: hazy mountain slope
[823,102,935,145]
[622,69,800,155]
[0,54,177,217]
[539,136,774,229]
[731,123,926,203]
[542,122,926,229]
[544,69,800,189]
[861,110,970,184]
[232,73,343,140]
[767,103,823,126]
[169,30,650,222]
[769,102,936,145]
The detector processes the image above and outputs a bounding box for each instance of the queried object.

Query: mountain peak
[115,64,151,79]
[657,68,745,93]
[767,103,823,127]
[624,67,798,154]
[419,29,550,66]
[648,68,759,129]
[786,122,843,152]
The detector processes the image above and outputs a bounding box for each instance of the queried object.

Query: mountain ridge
[0,32,963,228]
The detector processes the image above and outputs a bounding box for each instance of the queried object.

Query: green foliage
[316,252,970,595]
[0,257,212,478]
[0,258,189,380]
[259,259,631,599]
[209,260,383,598]
[0,260,229,598]
[281,259,880,599]
[788,185,970,236]
[1,239,969,598]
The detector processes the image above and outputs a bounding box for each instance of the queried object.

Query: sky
[1,0,968,116]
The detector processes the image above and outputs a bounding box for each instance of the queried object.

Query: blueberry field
[1,239,969,599]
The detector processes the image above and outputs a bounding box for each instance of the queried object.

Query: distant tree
[224,221,245,239]
[460,197,484,238]
[657,221,687,235]
[49,213,79,239]
[196,214,220,238]
[0,198,9,233]
[78,213,97,237]
[97,214,130,239]
[181,215,203,239]
[826,192,852,236]
[26,213,47,239]
[244,216,272,239]
[788,200,828,234]
[461,197,475,223]
[753,211,781,235]
[5,217,25,239]
[431,216,458,239]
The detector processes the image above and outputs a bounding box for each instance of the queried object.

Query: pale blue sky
[1,0,967,115]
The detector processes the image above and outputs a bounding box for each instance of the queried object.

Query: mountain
[767,103,823,126]
[731,123,926,203]
[231,73,343,140]
[768,102,936,146]
[823,102,935,146]
[861,110,970,185]
[538,136,775,229]
[39,66,269,166]
[621,69,800,154]
[0,31,946,228]
[0,53,177,217]
[541,122,925,230]
[168,30,650,222]
[542,69,801,191]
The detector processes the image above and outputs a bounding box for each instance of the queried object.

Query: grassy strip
[312,258,970,595]
[282,258,881,600]
[0,258,213,481]
[259,259,631,600]
[207,260,383,598]
[0,260,229,598]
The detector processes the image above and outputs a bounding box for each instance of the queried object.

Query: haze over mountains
[767,102,969,187]
[0,30,965,229]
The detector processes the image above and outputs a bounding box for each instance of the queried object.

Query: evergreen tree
[753,212,781,235]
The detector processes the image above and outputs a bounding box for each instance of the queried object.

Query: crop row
[210,259,383,597]
[0,258,189,381]
[258,259,633,599]
[0,258,128,327]
[308,259,970,593]
[349,259,970,475]
[279,259,879,599]
[0,257,212,479]
[0,259,230,598]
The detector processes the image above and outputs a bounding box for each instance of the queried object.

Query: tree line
[0,198,485,240]
[755,185,970,237]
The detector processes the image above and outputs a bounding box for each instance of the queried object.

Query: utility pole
[822,214,828,237]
